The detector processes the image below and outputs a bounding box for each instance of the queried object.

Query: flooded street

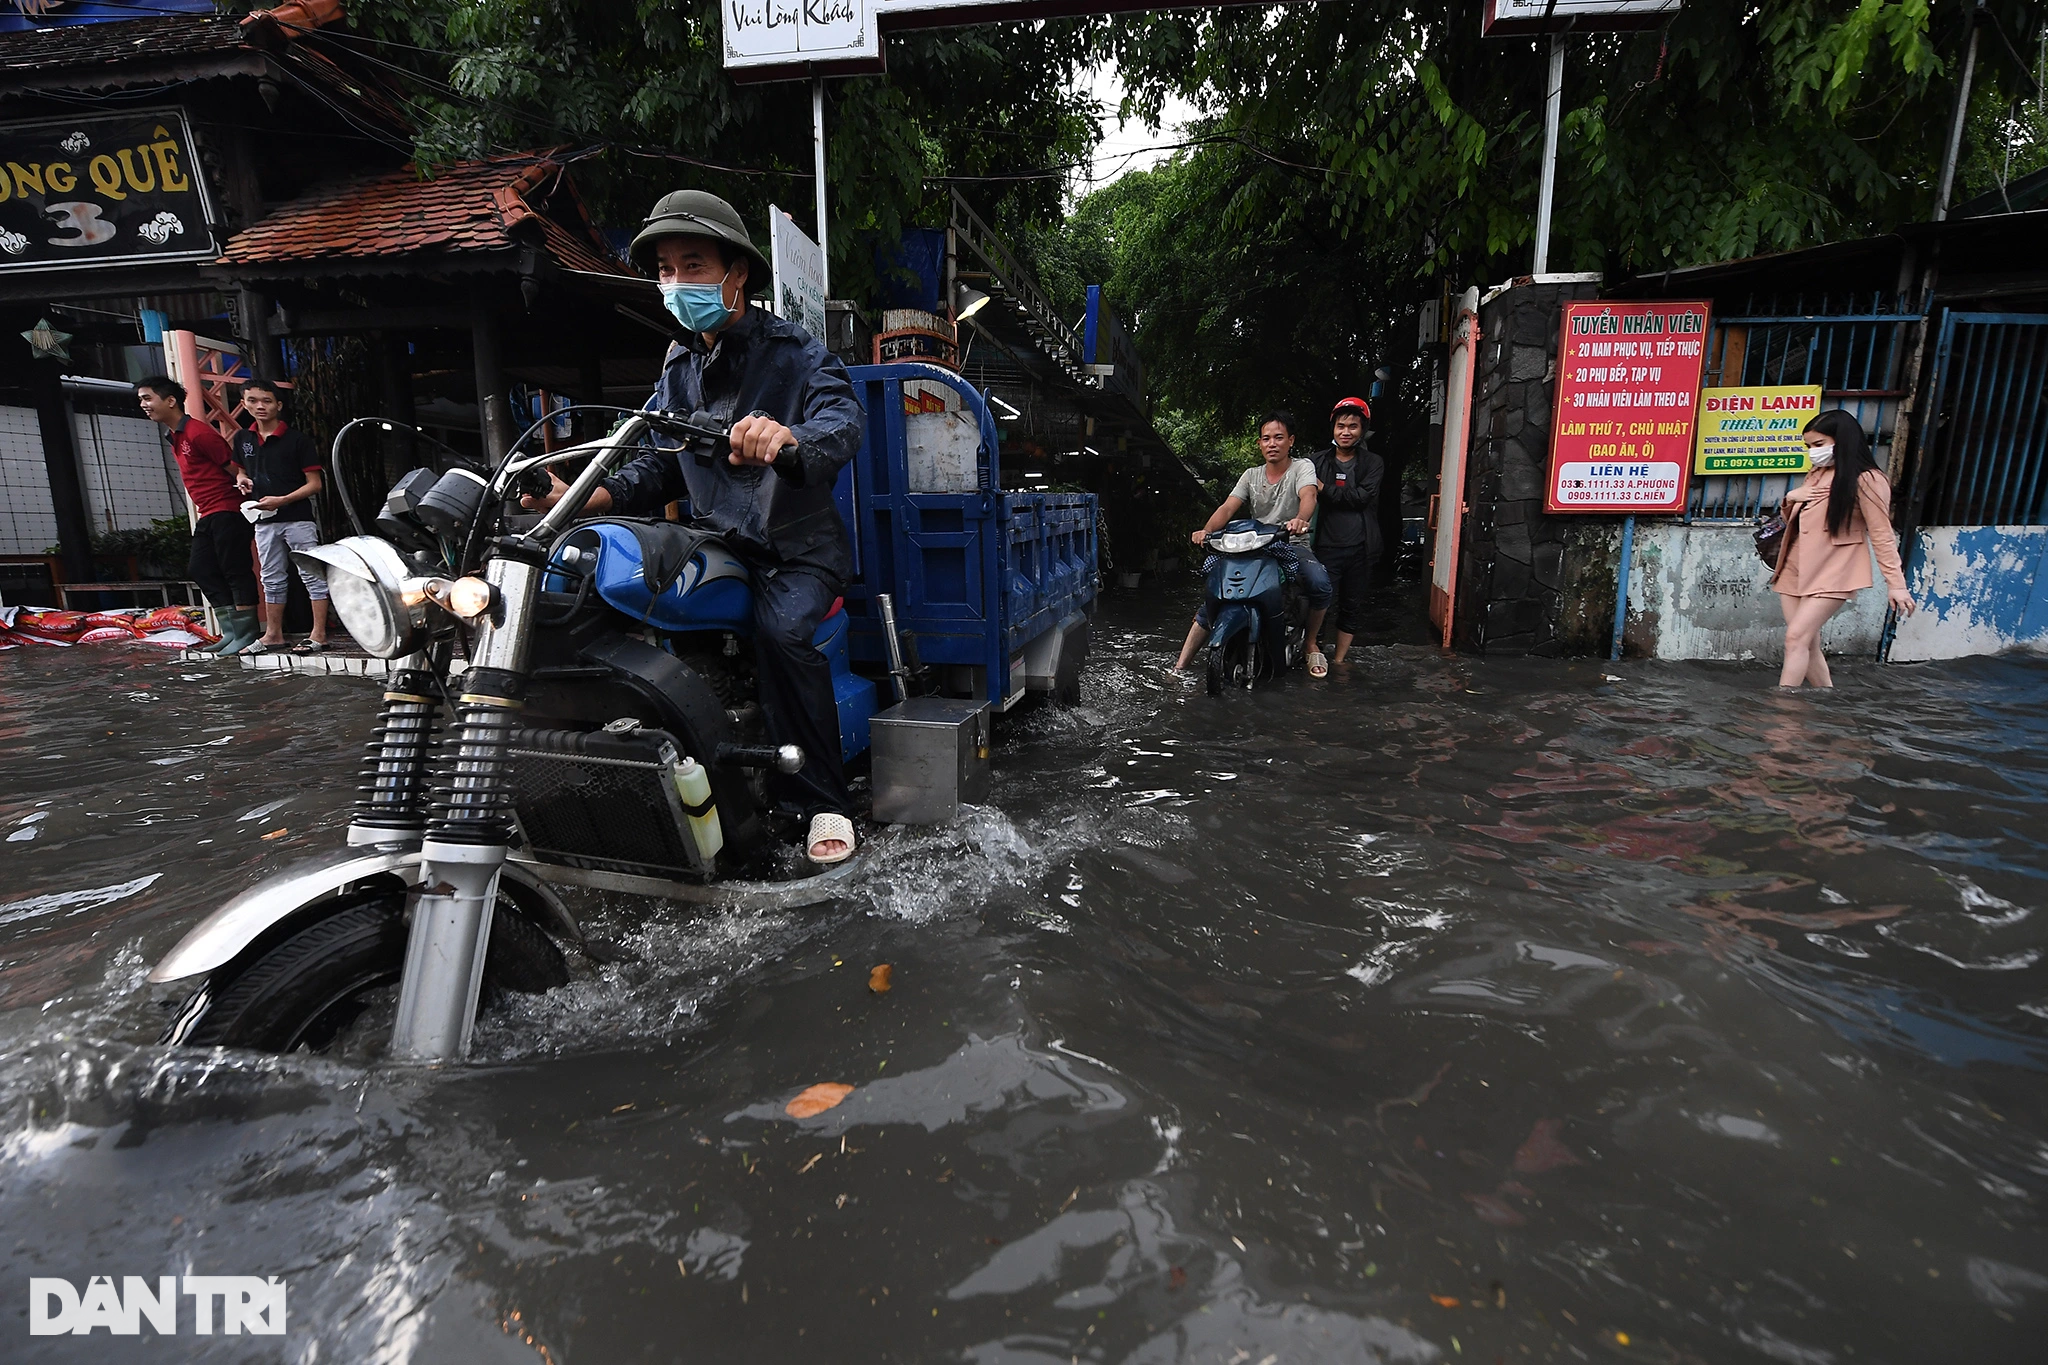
[2,591,2044,1363]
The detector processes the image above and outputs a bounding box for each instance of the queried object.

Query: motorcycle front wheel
[166,891,568,1054]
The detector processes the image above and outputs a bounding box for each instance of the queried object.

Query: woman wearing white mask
[1768,410,1914,688]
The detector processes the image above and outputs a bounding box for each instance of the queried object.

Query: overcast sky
[1075,63,1203,193]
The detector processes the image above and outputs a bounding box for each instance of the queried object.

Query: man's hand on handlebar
[1285,517,1309,537]
[728,413,797,468]
[519,471,570,512]
[1190,528,1209,546]
[518,473,614,517]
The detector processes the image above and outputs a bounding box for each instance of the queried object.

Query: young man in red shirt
[137,375,262,655]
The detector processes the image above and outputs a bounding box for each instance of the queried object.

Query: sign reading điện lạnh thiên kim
[0,111,216,272]
[1693,386,1821,475]
[1545,300,1711,515]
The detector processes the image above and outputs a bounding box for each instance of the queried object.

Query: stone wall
[1451,279,1619,656]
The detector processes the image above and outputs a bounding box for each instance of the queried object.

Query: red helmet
[1331,396,1371,422]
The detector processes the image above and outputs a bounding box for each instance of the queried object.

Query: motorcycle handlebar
[644,410,798,468]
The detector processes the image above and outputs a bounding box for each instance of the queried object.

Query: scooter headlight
[291,535,434,658]
[1213,529,1273,554]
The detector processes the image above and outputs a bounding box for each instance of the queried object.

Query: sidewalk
[178,638,394,677]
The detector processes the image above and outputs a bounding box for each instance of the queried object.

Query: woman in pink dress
[1769,410,1915,688]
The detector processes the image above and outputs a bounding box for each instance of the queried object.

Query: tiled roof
[215,155,637,279]
[0,13,405,129]
[0,15,251,78]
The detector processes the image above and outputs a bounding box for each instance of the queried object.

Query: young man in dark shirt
[1311,397,1385,666]
[233,379,331,651]
[137,375,261,655]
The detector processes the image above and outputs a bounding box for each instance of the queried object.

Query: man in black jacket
[523,190,866,863]
[1311,397,1384,666]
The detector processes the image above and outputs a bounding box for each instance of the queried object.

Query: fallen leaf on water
[611,1102,635,1114]
[261,828,287,840]
[1431,1294,1461,1308]
[1464,1192,1527,1227]
[785,1083,854,1118]
[1513,1118,1582,1174]
[1168,1266,1187,1291]
[797,1153,823,1174]
[868,963,893,993]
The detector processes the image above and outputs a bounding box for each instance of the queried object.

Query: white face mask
[1807,441,1835,468]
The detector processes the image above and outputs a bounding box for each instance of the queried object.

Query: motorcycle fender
[1211,602,1254,647]
[147,847,424,985]
[496,863,584,946]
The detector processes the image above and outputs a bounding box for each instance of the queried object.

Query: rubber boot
[207,608,262,656]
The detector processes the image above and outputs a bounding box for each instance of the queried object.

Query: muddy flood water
[2,591,2045,1363]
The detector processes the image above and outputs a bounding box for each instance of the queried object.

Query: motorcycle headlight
[424,575,496,622]
[291,536,434,659]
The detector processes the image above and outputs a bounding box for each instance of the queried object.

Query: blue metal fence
[1918,313,2048,527]
[1688,293,1922,522]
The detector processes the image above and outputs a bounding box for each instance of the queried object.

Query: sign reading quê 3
[0,110,216,272]
[1544,299,1712,515]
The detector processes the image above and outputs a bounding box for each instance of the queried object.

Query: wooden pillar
[235,285,275,380]
[377,332,417,485]
[470,285,513,461]
[579,350,605,441]
[28,356,95,588]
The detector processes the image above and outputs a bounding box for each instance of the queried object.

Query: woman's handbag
[1753,513,1787,569]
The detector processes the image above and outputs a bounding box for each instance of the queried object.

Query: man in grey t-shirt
[1171,410,1335,676]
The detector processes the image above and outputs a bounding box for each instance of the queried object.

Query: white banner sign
[724,0,1309,74]
[769,206,828,342]
[1482,0,1680,35]
[724,0,876,70]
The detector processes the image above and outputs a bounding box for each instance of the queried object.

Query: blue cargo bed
[834,363,1098,709]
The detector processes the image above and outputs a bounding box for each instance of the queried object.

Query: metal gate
[1915,312,2048,527]
[1689,293,1922,521]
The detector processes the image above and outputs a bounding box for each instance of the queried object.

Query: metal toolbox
[869,698,992,825]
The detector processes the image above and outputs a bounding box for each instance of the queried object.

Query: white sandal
[806,812,857,865]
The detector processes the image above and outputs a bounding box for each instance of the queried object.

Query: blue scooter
[1200,519,1305,695]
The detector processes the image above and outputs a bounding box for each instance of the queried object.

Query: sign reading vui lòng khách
[0,111,215,272]
[723,0,1313,73]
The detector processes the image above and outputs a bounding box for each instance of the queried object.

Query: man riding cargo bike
[149,189,895,1062]
[523,190,863,866]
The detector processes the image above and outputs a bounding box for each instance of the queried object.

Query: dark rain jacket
[601,306,866,586]
[1311,444,1385,559]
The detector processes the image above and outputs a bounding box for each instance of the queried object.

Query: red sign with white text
[1545,299,1711,514]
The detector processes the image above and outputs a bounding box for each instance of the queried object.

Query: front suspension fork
[389,556,541,1061]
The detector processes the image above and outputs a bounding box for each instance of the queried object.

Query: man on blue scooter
[1171,410,1333,675]
[523,190,866,864]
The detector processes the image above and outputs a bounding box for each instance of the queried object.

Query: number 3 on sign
[44,202,115,248]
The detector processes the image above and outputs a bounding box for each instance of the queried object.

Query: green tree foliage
[1069,0,2042,475]
[326,0,1104,297]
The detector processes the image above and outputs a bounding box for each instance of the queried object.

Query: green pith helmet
[629,189,771,289]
